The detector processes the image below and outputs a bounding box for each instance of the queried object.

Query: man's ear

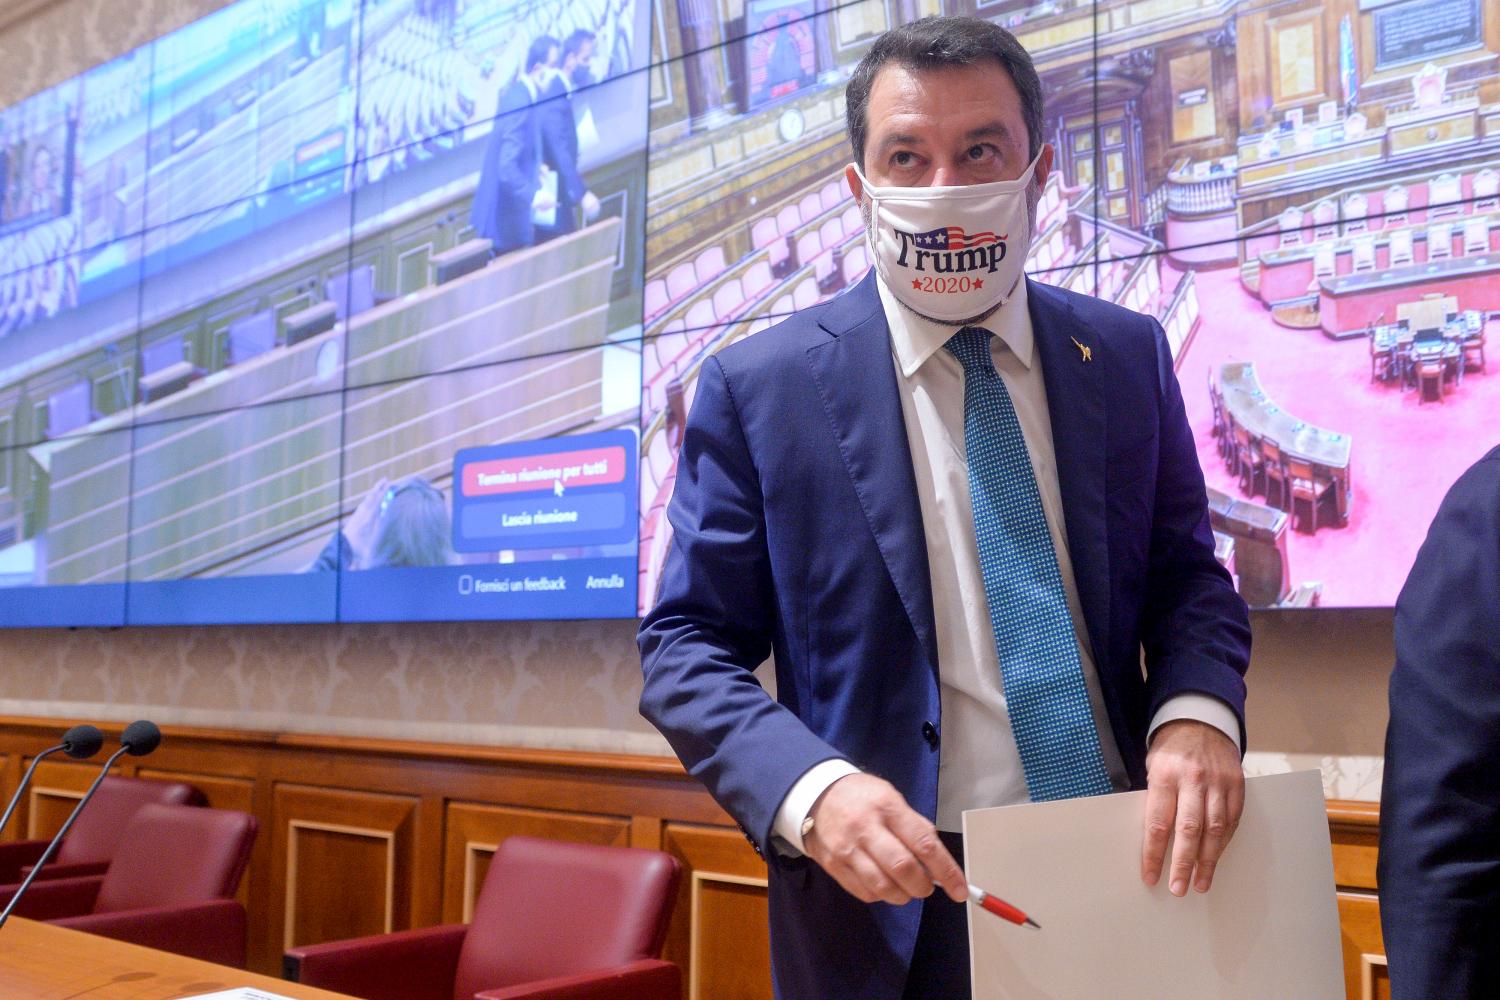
[1036,142,1055,189]
[844,163,863,203]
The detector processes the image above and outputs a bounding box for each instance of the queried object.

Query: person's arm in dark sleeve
[492,90,532,195]
[1139,319,1251,743]
[638,355,846,860]
[1379,448,1500,999]
[540,99,587,205]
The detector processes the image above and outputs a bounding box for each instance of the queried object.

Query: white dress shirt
[772,275,1239,851]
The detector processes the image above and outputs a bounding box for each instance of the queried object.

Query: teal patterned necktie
[944,326,1113,801]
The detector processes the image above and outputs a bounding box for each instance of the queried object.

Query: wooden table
[0,917,356,1000]
[1218,361,1353,526]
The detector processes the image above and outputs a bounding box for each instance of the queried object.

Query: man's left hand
[1141,719,1244,896]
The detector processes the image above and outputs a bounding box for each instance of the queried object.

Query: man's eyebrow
[875,132,924,152]
[964,123,1015,145]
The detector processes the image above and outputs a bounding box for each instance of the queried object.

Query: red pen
[966,882,1041,930]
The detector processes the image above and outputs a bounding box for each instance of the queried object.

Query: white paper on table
[961,770,1345,1000]
[177,989,299,1000]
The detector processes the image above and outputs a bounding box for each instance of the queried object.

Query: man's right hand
[803,773,968,906]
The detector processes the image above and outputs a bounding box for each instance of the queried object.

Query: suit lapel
[806,275,940,677]
[1028,278,1111,670]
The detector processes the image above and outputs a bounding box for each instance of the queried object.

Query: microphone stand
[0,726,103,839]
[0,723,156,931]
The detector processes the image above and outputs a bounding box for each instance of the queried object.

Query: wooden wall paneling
[0,718,1398,994]
[631,814,664,850]
[1329,800,1379,892]
[1265,8,1328,111]
[1360,953,1390,1000]
[413,793,446,931]
[272,784,418,953]
[440,801,631,923]
[0,751,18,838]
[661,822,772,1000]
[133,766,254,813]
[1337,891,1384,1000]
[25,759,118,839]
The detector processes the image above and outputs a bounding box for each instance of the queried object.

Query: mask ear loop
[861,189,891,287]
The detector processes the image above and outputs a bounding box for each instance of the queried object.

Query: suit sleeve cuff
[771,759,862,856]
[1148,694,1242,755]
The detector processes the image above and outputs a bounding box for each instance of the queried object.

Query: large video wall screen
[2,0,1497,623]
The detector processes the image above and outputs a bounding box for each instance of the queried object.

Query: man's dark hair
[526,34,558,73]
[845,17,1044,171]
[564,28,596,60]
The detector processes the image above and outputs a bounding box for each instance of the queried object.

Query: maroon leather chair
[6,803,258,967]
[0,776,203,885]
[285,836,683,1000]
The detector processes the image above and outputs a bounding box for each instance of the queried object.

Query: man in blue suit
[1379,444,1500,998]
[639,18,1251,999]
[535,33,600,243]
[470,36,556,256]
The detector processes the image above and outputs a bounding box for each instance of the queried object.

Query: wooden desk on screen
[0,917,355,1000]
[1219,361,1352,525]
[1206,486,1290,607]
[1318,251,1500,335]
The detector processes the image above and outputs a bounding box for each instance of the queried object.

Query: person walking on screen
[534,31,601,243]
[470,36,558,256]
[637,16,1252,999]
[1379,443,1500,998]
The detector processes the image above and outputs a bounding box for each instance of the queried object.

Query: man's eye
[967,145,993,160]
[891,151,915,167]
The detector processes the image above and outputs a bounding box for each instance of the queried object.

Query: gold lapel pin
[1070,336,1093,362]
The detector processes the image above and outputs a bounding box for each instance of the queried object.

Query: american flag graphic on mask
[907,226,1002,249]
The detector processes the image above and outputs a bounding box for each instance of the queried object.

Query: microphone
[0,725,104,839]
[0,721,161,931]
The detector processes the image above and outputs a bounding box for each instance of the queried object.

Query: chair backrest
[452,837,680,1000]
[94,804,257,914]
[325,265,377,321]
[226,309,277,365]
[45,380,92,438]
[141,336,187,376]
[56,776,205,866]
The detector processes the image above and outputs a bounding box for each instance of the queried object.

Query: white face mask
[854,152,1041,323]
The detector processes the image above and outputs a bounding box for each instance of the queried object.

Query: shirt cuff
[771,758,862,856]
[1148,694,1242,754]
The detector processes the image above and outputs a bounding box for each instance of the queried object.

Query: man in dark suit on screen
[534,32,600,243]
[470,36,557,256]
[1379,444,1500,998]
[638,16,1251,999]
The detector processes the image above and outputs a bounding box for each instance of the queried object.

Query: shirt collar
[876,274,1034,378]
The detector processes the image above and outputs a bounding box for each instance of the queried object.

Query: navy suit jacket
[537,75,586,235]
[639,273,1250,998]
[1379,444,1500,998]
[469,79,541,253]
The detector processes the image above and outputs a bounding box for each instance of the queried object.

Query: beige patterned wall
[0,1,1395,797]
